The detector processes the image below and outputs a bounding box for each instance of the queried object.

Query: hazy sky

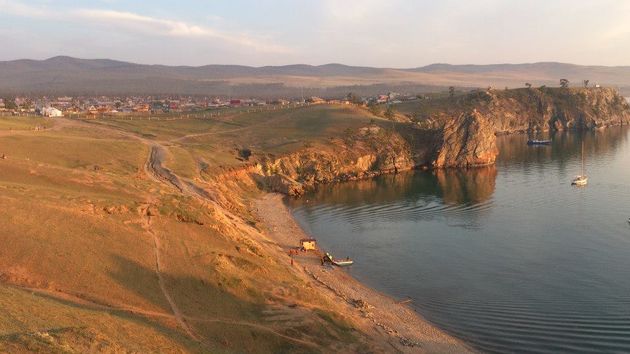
[1,0,629,67]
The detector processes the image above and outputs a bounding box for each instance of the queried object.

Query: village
[0,92,424,118]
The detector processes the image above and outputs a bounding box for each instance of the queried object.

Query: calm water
[287,127,630,353]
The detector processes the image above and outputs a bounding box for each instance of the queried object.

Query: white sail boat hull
[572,140,588,186]
[572,176,588,186]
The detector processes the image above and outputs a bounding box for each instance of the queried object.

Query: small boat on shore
[527,139,551,145]
[324,252,354,267]
[332,259,354,267]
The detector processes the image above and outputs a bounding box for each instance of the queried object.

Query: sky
[0,0,629,67]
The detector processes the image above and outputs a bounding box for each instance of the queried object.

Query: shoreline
[254,193,473,353]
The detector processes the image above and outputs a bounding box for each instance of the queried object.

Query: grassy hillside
[0,104,397,353]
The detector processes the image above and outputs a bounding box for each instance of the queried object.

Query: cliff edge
[430,87,630,167]
[253,87,630,194]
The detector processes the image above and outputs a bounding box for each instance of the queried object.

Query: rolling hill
[1,56,629,96]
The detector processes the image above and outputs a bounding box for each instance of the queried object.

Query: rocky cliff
[251,87,630,195]
[255,126,419,196]
[475,87,630,133]
[431,110,498,168]
[430,87,630,167]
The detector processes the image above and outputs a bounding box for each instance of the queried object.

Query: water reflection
[499,127,629,169]
[296,167,496,206]
[435,167,496,205]
[290,166,497,228]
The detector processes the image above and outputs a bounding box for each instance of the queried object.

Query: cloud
[0,1,290,53]
[322,0,400,23]
[0,0,49,17]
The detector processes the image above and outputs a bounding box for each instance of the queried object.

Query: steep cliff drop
[431,87,630,168]
[432,110,498,168]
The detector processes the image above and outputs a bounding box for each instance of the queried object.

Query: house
[87,105,99,115]
[300,238,317,251]
[133,104,150,113]
[42,107,63,117]
[270,99,290,106]
[306,97,325,104]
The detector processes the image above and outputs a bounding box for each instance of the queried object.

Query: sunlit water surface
[287,127,630,353]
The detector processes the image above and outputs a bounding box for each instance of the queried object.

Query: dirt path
[138,204,200,341]
[51,118,205,343]
[145,145,185,192]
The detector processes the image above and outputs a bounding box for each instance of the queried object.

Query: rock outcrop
[430,87,630,167]
[467,87,630,133]
[432,110,498,168]
[249,87,630,195]
[255,127,417,196]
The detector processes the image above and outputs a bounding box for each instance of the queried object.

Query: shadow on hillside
[5,285,201,352]
[107,254,323,353]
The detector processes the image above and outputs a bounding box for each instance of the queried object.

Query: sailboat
[572,140,588,186]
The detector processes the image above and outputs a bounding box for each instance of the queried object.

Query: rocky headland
[252,87,630,196]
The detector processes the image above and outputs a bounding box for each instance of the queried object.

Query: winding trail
[145,144,185,192]
[34,118,315,348]
[140,204,200,341]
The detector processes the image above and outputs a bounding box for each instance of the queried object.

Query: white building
[42,107,63,117]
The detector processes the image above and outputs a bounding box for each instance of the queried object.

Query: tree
[384,105,396,120]
[448,86,455,98]
[583,79,590,88]
[21,98,33,110]
[525,83,532,89]
[346,92,358,104]
[238,147,252,160]
[2,97,17,110]
[560,79,569,88]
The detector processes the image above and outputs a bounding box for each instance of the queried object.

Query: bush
[239,148,252,160]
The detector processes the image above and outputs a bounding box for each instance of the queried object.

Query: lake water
[287,127,630,353]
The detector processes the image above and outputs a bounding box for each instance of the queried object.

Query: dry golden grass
[0,109,380,352]
[0,284,200,353]
[0,116,53,131]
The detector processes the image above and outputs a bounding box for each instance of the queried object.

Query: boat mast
[582,137,584,177]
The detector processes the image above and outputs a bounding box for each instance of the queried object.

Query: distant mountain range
[1,56,629,97]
